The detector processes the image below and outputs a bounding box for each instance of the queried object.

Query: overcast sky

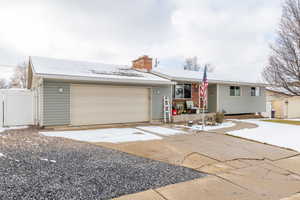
[0,0,283,82]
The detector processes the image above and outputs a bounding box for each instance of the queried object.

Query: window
[174,84,192,99]
[251,87,260,96]
[251,87,256,96]
[184,84,191,98]
[230,86,241,96]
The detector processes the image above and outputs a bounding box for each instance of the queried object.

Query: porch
[171,83,218,122]
[172,113,216,123]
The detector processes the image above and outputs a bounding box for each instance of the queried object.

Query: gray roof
[266,87,297,96]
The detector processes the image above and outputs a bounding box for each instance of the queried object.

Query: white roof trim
[37,73,176,85]
[151,70,267,87]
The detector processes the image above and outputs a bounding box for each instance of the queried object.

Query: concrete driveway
[90,121,300,200]
[35,120,300,199]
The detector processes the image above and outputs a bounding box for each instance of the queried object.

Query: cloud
[163,0,283,81]
[0,0,283,82]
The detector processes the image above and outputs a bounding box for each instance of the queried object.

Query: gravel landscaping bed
[0,127,206,200]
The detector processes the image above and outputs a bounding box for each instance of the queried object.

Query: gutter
[37,73,176,85]
[151,70,267,87]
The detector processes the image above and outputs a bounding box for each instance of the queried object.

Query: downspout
[2,98,4,127]
[216,84,220,112]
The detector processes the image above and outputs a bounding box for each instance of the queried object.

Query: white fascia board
[151,71,267,86]
[208,80,268,87]
[163,77,267,87]
[37,73,176,85]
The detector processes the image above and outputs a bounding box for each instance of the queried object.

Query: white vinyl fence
[261,102,272,118]
[0,89,34,127]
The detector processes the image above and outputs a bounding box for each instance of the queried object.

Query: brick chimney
[132,55,153,71]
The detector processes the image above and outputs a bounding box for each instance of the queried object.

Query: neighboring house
[152,66,266,115]
[27,55,266,127]
[264,87,300,119]
[27,56,174,127]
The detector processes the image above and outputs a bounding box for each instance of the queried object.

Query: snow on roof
[30,56,172,85]
[0,88,27,91]
[266,87,297,96]
[152,66,265,86]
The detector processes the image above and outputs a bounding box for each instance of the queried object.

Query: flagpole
[201,66,208,131]
[202,97,205,130]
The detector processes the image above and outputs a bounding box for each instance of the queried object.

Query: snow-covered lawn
[228,119,300,152]
[137,126,187,136]
[177,121,235,131]
[0,126,28,133]
[40,128,162,143]
[287,119,300,121]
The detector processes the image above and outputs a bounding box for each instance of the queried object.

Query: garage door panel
[71,85,150,125]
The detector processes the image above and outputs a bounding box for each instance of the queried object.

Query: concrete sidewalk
[97,121,300,200]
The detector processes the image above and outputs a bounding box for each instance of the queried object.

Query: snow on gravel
[137,126,187,136]
[40,128,162,143]
[228,119,300,152]
[0,126,28,133]
[40,158,57,163]
[0,153,5,158]
[1,128,205,199]
[177,122,235,131]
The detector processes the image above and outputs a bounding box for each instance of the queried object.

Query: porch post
[202,98,205,130]
[198,83,201,110]
[216,84,219,112]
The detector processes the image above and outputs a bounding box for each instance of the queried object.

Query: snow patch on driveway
[178,122,235,131]
[228,119,300,152]
[40,128,162,143]
[137,126,187,136]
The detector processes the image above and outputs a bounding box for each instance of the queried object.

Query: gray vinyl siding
[43,81,70,126]
[218,84,266,114]
[42,80,171,125]
[208,84,217,112]
[152,86,172,120]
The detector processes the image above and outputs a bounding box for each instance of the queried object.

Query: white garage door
[70,84,150,125]
[287,97,300,118]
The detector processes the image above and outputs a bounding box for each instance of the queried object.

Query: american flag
[199,66,208,108]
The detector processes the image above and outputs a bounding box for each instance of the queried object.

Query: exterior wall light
[58,87,64,93]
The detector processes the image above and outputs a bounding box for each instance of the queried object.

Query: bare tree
[0,79,8,89]
[183,56,215,72]
[10,63,27,88]
[203,63,215,73]
[263,0,300,95]
[184,57,200,71]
